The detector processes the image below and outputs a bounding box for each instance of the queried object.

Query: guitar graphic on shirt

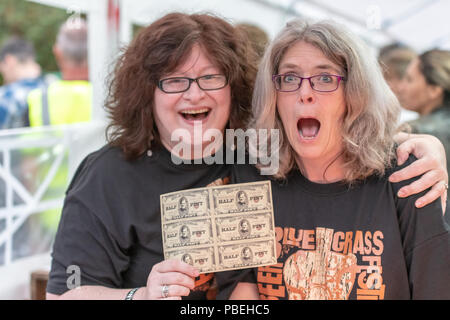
[283,227,358,300]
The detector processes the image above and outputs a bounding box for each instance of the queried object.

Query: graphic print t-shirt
[216,160,450,300]
[47,145,231,299]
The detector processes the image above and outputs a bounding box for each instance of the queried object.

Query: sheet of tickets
[160,181,277,273]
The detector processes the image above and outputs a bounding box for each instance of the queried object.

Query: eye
[165,78,187,85]
[318,75,333,83]
[202,75,217,80]
[283,74,299,83]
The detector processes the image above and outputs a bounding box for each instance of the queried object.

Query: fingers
[389,157,435,184]
[162,284,191,298]
[395,138,416,166]
[153,259,199,278]
[391,161,446,208]
[414,181,448,210]
[394,169,438,198]
[146,283,191,300]
[159,272,196,290]
[144,259,199,300]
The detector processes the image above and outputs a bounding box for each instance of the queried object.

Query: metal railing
[0,122,106,266]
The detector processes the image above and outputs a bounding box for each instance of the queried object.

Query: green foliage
[0,0,70,84]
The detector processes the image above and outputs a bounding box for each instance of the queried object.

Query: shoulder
[67,144,135,194]
[384,154,444,221]
[0,82,23,101]
[409,107,450,133]
[27,86,43,102]
[0,84,13,107]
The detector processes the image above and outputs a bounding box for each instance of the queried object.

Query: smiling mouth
[179,108,211,121]
[297,118,321,139]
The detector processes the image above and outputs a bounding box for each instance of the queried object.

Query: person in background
[0,37,45,129]
[378,43,418,123]
[22,17,92,260]
[236,23,269,61]
[27,17,91,127]
[0,37,49,261]
[400,49,450,176]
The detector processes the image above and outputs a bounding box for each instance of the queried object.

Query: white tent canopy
[258,0,450,52]
[122,0,450,51]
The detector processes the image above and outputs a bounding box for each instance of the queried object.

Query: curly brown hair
[105,12,258,160]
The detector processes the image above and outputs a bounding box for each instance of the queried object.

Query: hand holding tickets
[160,181,277,273]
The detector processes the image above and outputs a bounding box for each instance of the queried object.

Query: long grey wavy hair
[250,19,401,182]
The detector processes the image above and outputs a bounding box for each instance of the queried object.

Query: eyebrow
[278,63,341,74]
[166,65,221,78]
[315,64,341,73]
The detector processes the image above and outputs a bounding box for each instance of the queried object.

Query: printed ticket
[160,181,277,273]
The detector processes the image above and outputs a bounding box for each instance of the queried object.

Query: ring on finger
[161,284,170,298]
[444,182,449,190]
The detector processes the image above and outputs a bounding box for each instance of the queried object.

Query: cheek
[214,87,232,122]
[276,94,295,124]
[407,80,425,97]
[154,90,179,116]
[276,104,291,132]
[153,92,179,135]
[324,97,346,135]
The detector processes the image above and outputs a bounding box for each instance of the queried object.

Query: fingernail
[398,189,406,197]
[415,200,423,208]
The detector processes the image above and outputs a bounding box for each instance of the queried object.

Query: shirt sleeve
[392,156,450,299]
[46,198,130,295]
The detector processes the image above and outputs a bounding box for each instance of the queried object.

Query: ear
[428,84,444,101]
[3,54,18,66]
[52,45,63,64]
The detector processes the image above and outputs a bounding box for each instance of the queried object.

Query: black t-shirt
[46,144,230,299]
[216,158,450,300]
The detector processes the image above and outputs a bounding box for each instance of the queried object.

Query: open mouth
[297,118,321,140]
[179,108,211,121]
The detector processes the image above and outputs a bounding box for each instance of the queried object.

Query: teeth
[180,108,210,115]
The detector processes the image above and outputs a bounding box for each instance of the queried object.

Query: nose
[297,78,315,104]
[182,80,206,102]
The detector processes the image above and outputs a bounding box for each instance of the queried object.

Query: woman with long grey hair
[217,19,450,300]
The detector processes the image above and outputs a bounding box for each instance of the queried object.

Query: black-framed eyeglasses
[158,74,228,94]
[272,74,346,92]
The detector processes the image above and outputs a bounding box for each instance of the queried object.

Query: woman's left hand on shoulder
[390,132,448,213]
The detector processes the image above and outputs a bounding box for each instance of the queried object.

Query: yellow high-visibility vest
[26,80,92,233]
[27,80,92,126]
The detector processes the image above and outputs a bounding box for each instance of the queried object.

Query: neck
[14,62,41,82]
[296,151,345,183]
[60,64,89,81]
[419,96,444,116]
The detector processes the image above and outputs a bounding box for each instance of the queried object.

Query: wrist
[124,287,143,300]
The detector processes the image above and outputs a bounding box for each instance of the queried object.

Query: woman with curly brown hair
[45,12,257,300]
[45,12,447,301]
